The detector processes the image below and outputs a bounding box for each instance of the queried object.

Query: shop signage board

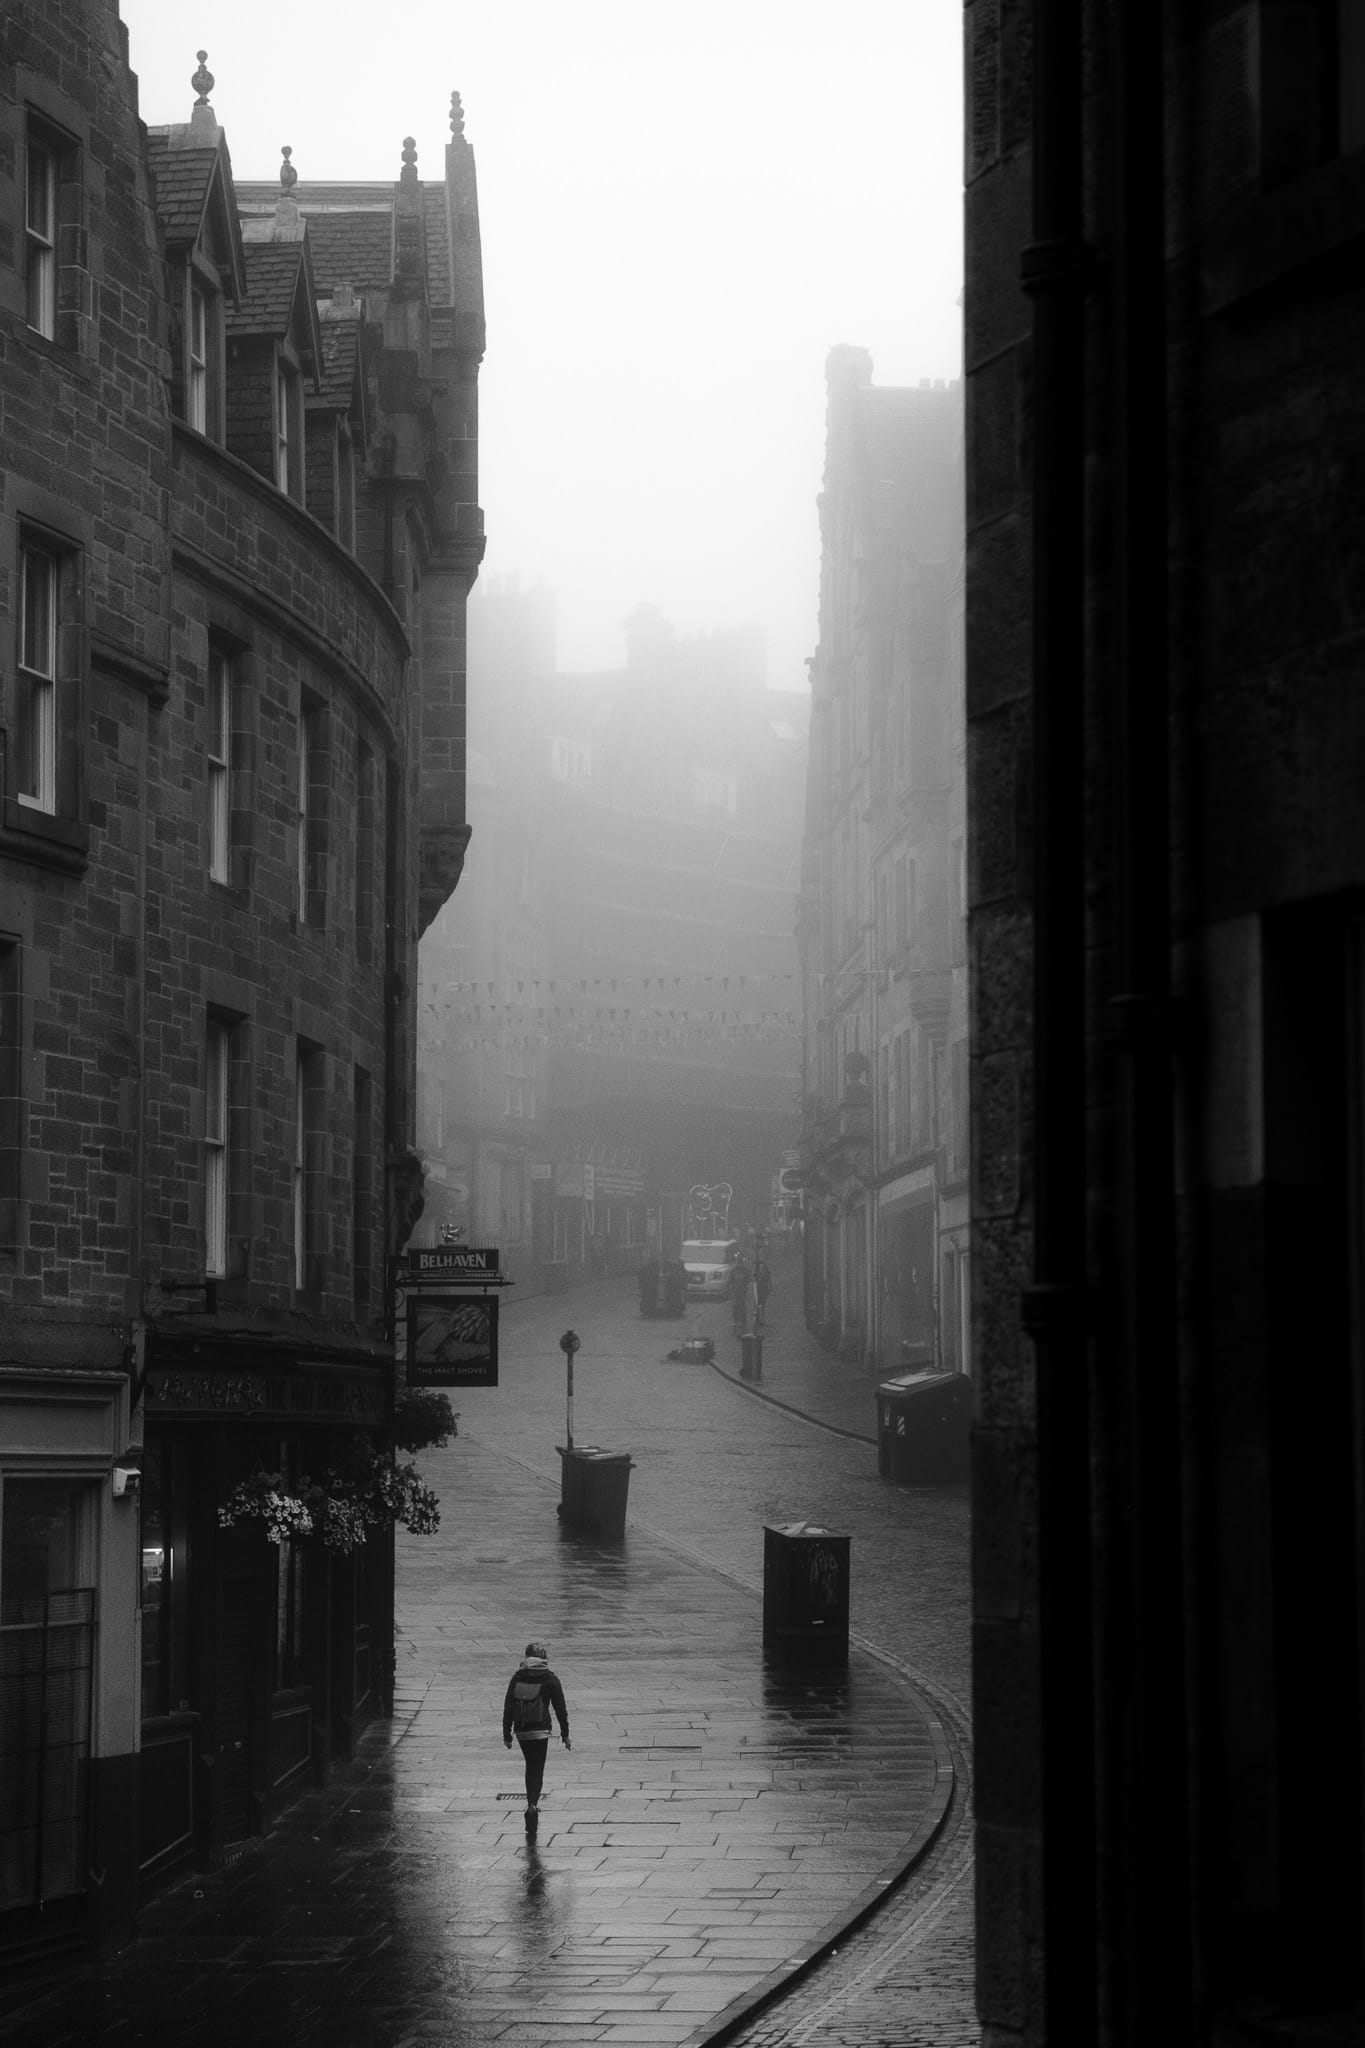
[403,1246,500,1278]
[406,1293,499,1387]
[591,1165,645,1199]
[145,1365,386,1423]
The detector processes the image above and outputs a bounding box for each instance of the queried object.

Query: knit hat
[524,1640,547,1660]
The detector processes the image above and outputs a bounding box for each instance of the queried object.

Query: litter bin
[876,1370,972,1482]
[740,1330,764,1380]
[557,1445,633,1536]
[762,1521,849,1665]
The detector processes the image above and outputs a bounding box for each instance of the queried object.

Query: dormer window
[172,263,226,438]
[188,283,209,430]
[337,422,355,549]
[275,354,303,496]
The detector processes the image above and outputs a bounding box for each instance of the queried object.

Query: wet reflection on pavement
[0,1425,949,2048]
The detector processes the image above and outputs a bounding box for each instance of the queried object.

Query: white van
[681,1238,739,1298]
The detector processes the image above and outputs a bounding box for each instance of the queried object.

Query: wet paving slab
[0,1431,950,2048]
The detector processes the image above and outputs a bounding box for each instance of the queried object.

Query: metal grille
[0,1587,94,1910]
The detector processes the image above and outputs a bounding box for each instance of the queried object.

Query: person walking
[730,1252,752,1334]
[503,1639,570,1817]
[753,1255,772,1327]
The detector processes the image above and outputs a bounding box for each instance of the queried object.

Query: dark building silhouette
[967,7,1365,2042]
[1,5,482,1965]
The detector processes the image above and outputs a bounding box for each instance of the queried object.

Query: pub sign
[406,1293,499,1388]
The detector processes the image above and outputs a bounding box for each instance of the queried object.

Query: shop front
[136,1342,392,1896]
[545,1155,648,1283]
[0,1369,140,1967]
[877,1187,937,1369]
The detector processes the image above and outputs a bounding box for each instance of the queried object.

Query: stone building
[967,5,1365,2042]
[417,732,553,1281]
[799,350,968,1375]
[419,589,807,1286]
[0,4,482,1967]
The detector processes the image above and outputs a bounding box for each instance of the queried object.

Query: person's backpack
[511,1675,550,1734]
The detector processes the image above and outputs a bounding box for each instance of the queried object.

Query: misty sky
[119,0,963,685]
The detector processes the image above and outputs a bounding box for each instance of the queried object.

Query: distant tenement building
[420,590,807,1282]
[1,4,482,1964]
[799,351,968,1377]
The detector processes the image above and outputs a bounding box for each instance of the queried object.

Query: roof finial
[450,92,465,141]
[280,145,297,194]
[400,136,418,188]
[185,49,223,141]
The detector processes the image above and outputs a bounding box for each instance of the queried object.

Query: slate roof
[297,210,395,295]
[145,133,218,241]
[144,127,247,298]
[227,240,307,338]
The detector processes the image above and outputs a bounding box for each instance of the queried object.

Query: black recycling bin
[740,1330,765,1380]
[557,1445,633,1536]
[877,1369,972,1483]
[763,1521,849,1665]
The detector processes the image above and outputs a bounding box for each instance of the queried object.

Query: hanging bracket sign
[407,1293,499,1387]
[404,1246,501,1279]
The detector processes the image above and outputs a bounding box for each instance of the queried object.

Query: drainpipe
[1018,0,1097,2037]
[1108,6,1193,2034]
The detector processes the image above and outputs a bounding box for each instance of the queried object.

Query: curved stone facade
[0,4,484,1961]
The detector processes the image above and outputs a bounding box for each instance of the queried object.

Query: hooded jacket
[502,1656,569,1744]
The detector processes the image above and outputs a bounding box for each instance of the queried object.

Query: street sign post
[559,1329,581,1448]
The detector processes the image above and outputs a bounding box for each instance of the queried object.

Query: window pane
[20,549,55,678]
[294,1050,306,1289]
[205,1026,227,1144]
[297,715,310,919]
[208,653,230,882]
[275,361,291,491]
[25,142,54,238]
[0,1482,95,1909]
[205,1022,228,1274]
[188,284,208,432]
[18,545,58,813]
[25,140,56,339]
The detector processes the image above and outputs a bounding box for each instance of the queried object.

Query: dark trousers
[518,1735,549,1804]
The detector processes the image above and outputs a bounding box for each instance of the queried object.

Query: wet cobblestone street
[0,1273,976,2046]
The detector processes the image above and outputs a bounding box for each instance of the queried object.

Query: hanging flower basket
[218,1450,440,1554]
[217,1472,315,1544]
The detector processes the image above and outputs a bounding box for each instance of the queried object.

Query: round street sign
[559,1330,581,1355]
